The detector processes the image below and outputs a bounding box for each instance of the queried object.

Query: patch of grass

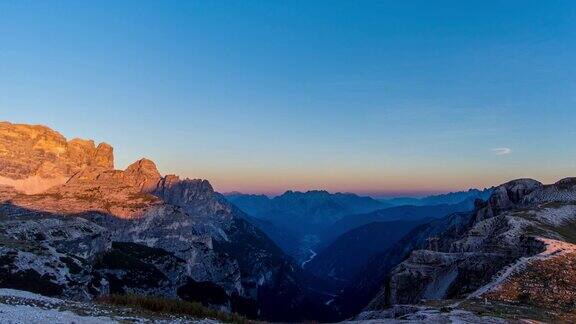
[97,294,254,324]
[458,299,559,322]
[524,222,576,244]
[483,252,576,315]
[539,201,574,209]
[128,192,158,202]
[424,298,563,322]
[75,194,99,202]
[94,249,168,291]
[28,192,64,200]
[548,220,576,244]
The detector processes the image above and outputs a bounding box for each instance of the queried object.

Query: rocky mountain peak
[124,158,161,191]
[494,178,542,204]
[91,143,114,170]
[154,176,216,200]
[151,176,227,217]
[0,121,114,194]
[355,176,576,321]
[554,177,576,189]
[474,178,543,222]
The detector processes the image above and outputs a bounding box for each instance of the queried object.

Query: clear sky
[1,1,576,197]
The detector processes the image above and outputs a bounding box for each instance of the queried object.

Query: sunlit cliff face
[0,121,114,194]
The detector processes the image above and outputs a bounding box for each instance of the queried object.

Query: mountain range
[1,121,576,323]
[321,200,476,245]
[382,188,493,207]
[225,190,390,262]
[227,188,492,262]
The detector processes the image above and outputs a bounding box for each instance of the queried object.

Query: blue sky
[1,1,576,196]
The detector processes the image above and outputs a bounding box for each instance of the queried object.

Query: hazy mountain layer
[225,190,389,261]
[384,188,493,207]
[322,201,474,246]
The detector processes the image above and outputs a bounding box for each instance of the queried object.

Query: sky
[1,1,576,197]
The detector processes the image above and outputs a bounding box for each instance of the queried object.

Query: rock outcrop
[0,211,111,299]
[0,122,114,194]
[124,158,162,192]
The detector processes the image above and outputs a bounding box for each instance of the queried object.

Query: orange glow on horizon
[167,164,574,197]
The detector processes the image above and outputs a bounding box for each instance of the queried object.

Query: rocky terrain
[0,122,330,322]
[0,288,224,323]
[338,178,576,322]
[346,305,508,323]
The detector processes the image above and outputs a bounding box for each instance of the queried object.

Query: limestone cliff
[0,121,113,194]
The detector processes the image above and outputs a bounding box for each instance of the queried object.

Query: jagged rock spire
[125,158,162,192]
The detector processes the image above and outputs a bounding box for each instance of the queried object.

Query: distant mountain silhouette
[321,200,475,245]
[225,190,390,261]
[383,188,493,206]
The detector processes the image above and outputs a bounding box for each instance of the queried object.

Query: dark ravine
[305,218,433,285]
[225,190,390,262]
[330,210,475,319]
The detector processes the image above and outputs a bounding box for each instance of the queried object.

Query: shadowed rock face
[371,180,548,306]
[306,219,433,284]
[0,121,114,194]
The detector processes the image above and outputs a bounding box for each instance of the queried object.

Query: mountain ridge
[225,190,390,262]
[0,121,332,321]
[337,178,576,322]
[383,187,494,206]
